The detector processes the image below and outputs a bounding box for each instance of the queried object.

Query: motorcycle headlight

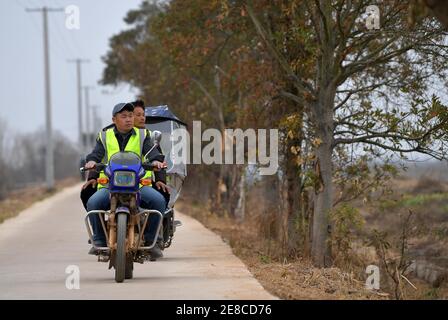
[114,171,136,187]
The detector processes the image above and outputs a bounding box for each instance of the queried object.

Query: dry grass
[351,176,448,298]
[176,199,387,300]
[177,174,448,299]
[0,177,79,224]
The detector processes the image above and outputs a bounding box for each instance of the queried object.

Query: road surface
[0,184,277,299]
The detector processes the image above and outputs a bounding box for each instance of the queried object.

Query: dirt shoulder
[176,199,387,300]
[0,177,80,224]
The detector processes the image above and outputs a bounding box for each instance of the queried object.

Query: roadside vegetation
[100,0,448,299]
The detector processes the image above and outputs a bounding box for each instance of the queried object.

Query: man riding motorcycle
[80,100,169,210]
[81,100,169,218]
[84,102,167,259]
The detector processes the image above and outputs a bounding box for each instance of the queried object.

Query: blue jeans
[86,186,166,245]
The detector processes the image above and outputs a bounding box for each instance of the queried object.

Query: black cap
[112,102,134,116]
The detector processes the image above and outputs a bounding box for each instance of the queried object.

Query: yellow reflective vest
[97,127,152,189]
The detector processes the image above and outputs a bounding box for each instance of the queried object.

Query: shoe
[88,240,107,255]
[145,241,163,261]
[94,240,107,247]
[157,236,165,251]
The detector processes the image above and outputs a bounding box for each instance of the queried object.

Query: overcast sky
[0,0,144,144]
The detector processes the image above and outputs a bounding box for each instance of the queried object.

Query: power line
[53,0,89,59]
[48,12,77,59]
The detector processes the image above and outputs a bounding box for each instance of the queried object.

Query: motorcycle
[82,105,187,283]
[82,131,175,283]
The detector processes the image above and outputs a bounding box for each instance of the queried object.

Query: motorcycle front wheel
[115,213,127,283]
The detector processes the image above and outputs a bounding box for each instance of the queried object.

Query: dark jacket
[85,126,166,183]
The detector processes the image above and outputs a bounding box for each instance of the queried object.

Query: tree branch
[333,137,445,160]
[279,90,307,106]
[245,1,314,98]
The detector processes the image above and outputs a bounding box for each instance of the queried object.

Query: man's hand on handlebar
[151,160,168,172]
[85,161,97,170]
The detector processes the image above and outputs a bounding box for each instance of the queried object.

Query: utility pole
[83,86,94,149]
[67,59,89,150]
[90,105,102,131]
[26,6,63,191]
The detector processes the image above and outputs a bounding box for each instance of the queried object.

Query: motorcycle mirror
[151,130,162,146]
[79,157,86,180]
[144,130,163,161]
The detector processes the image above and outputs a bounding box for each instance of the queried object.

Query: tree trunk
[284,134,301,257]
[234,168,246,222]
[212,67,227,215]
[424,0,448,28]
[311,140,333,267]
[310,0,336,267]
[215,167,226,215]
[311,90,335,267]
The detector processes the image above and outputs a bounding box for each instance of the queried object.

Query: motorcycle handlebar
[80,162,166,173]
[79,163,106,173]
[142,162,168,171]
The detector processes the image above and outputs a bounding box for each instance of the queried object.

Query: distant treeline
[0,119,80,199]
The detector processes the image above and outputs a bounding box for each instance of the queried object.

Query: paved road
[0,184,277,299]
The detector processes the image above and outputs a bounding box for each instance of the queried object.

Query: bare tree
[246,0,448,266]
